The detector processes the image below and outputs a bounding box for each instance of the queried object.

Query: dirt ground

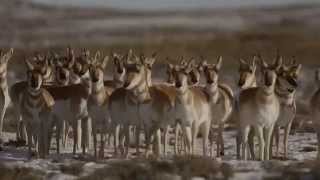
[1,0,320,179]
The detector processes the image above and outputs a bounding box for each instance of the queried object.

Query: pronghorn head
[89,51,109,83]
[25,59,43,90]
[165,56,187,85]
[187,58,202,86]
[315,68,320,83]
[238,56,257,89]
[166,62,175,84]
[140,52,156,85]
[123,57,147,90]
[259,55,282,93]
[112,53,126,83]
[203,56,223,91]
[32,53,54,83]
[0,48,13,74]
[173,64,192,93]
[276,59,301,94]
[55,59,71,86]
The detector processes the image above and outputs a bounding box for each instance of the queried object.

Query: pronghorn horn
[215,56,222,71]
[101,55,109,69]
[239,58,247,66]
[25,58,34,70]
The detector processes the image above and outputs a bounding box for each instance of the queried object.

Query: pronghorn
[0,48,13,140]
[201,57,234,157]
[270,59,301,159]
[87,51,110,158]
[173,62,211,156]
[238,57,281,160]
[236,57,258,159]
[311,68,320,159]
[20,59,55,158]
[122,55,172,157]
[13,52,60,141]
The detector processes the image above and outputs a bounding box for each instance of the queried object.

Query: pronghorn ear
[292,64,302,76]
[94,51,101,61]
[151,52,157,58]
[188,58,196,68]
[252,56,257,72]
[25,58,34,70]
[316,68,320,82]
[179,56,187,67]
[100,56,109,69]
[2,48,14,62]
[215,56,222,71]
[273,55,283,70]
[260,59,268,69]
[197,62,204,72]
[239,58,247,69]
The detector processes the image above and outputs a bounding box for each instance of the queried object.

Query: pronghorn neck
[130,74,151,104]
[92,79,105,94]
[43,67,54,84]
[177,88,193,105]
[113,76,124,88]
[275,88,295,106]
[70,72,81,84]
[205,83,219,104]
[257,86,276,103]
[27,87,42,97]
[90,79,107,106]
[0,69,8,90]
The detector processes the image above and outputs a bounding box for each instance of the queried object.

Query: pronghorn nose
[207,79,214,84]
[123,81,130,88]
[117,67,123,74]
[287,88,294,93]
[175,81,182,88]
[238,80,244,87]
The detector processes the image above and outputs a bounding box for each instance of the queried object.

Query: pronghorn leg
[62,120,67,148]
[81,116,90,154]
[201,122,210,156]
[0,104,7,138]
[241,125,250,160]
[254,126,264,161]
[114,124,120,155]
[174,123,179,155]
[135,125,141,156]
[99,131,105,158]
[163,125,169,156]
[183,125,192,155]
[248,129,255,160]
[155,128,161,156]
[144,127,152,157]
[92,119,97,158]
[317,131,320,159]
[56,120,61,154]
[191,124,199,155]
[283,122,292,159]
[217,123,224,157]
[124,125,130,158]
[209,127,215,158]
[264,125,274,161]
[26,123,33,155]
[236,130,241,160]
[275,126,280,157]
[72,119,79,155]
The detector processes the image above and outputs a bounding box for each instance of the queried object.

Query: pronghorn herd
[0,47,318,161]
